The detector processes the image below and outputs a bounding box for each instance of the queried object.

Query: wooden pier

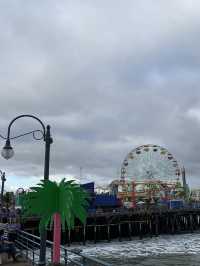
[21,207,200,245]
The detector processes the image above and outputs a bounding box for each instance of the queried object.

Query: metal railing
[15,230,111,266]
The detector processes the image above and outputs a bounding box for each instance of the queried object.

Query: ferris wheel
[121,144,181,182]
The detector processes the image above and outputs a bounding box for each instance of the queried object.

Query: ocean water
[68,233,200,265]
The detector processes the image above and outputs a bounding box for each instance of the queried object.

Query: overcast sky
[0,1,200,191]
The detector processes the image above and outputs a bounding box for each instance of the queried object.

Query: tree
[3,191,14,209]
[22,179,89,264]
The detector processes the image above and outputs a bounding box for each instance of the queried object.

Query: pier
[21,207,200,245]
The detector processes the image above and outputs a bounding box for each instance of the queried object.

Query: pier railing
[15,230,111,266]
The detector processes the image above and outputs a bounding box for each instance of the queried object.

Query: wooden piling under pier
[21,208,200,245]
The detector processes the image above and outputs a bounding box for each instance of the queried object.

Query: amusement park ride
[1,144,188,217]
[117,144,187,207]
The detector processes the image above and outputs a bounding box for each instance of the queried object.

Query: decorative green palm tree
[22,179,89,264]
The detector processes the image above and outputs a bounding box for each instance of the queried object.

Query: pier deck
[20,207,200,245]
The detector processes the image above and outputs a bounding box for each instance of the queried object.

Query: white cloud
[187,109,200,122]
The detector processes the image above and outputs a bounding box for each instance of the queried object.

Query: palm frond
[22,179,89,230]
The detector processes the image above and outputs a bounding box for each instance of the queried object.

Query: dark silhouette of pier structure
[21,207,200,245]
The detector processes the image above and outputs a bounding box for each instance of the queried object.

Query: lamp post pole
[0,115,53,266]
[0,171,6,209]
[39,124,52,265]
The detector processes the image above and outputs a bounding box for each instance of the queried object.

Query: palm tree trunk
[53,212,61,264]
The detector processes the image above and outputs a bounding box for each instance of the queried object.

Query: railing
[15,230,111,266]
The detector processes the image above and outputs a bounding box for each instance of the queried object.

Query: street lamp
[1,139,14,159]
[0,114,53,266]
[0,170,6,209]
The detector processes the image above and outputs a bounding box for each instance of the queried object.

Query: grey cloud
[0,1,200,188]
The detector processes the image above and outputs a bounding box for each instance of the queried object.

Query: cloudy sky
[0,0,200,191]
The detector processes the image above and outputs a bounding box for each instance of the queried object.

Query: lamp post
[0,114,53,266]
[0,170,6,209]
